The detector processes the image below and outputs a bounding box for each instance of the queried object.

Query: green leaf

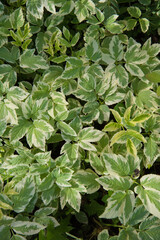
[157,86,160,96]
[71,32,80,46]
[26,125,46,150]
[139,18,149,33]
[11,221,45,236]
[10,8,24,29]
[11,235,27,240]
[63,26,70,41]
[57,121,77,136]
[118,226,139,240]
[138,0,151,5]
[126,19,137,31]
[109,35,123,61]
[98,229,109,240]
[144,137,159,168]
[115,65,129,88]
[12,177,35,213]
[44,0,56,13]
[7,86,29,101]
[60,187,81,212]
[127,205,149,226]
[79,127,104,142]
[145,70,160,83]
[103,122,121,132]
[100,190,135,224]
[127,7,141,18]
[131,113,151,124]
[26,0,44,19]
[20,49,48,70]
[97,175,133,191]
[0,226,11,240]
[125,63,144,77]
[0,119,6,136]
[74,170,100,194]
[127,129,146,143]
[102,153,130,176]
[0,200,13,210]
[41,185,60,206]
[10,119,31,142]
[106,15,122,34]
[89,152,105,175]
[124,106,132,123]
[110,109,122,123]
[34,120,54,133]
[86,38,102,62]
[134,174,160,218]
[127,139,137,157]
[110,131,127,146]
[38,172,55,192]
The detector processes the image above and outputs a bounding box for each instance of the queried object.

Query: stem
[103,223,124,228]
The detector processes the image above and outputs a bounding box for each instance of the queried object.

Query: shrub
[0,0,160,239]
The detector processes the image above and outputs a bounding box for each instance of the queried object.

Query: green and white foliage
[0,0,160,239]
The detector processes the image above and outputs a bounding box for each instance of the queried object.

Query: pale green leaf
[12,177,35,213]
[10,8,24,29]
[97,175,133,191]
[110,109,122,123]
[60,187,81,212]
[127,138,137,157]
[11,221,45,236]
[20,49,48,70]
[98,229,109,240]
[26,0,44,19]
[100,190,135,224]
[139,18,149,33]
[127,6,141,18]
[109,35,123,61]
[144,137,159,168]
[134,174,160,218]
[10,119,31,142]
[110,131,127,146]
[57,121,77,136]
[145,70,160,83]
[103,122,121,132]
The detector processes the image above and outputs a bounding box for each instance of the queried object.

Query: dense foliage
[0,0,160,239]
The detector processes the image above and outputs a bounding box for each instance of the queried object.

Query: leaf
[118,226,140,240]
[127,129,146,143]
[86,38,102,62]
[26,0,44,19]
[124,106,132,123]
[60,187,81,212]
[127,139,137,157]
[38,172,55,192]
[20,49,48,70]
[79,140,96,151]
[144,137,159,168]
[105,15,122,34]
[127,7,141,18]
[110,131,127,146]
[44,0,56,13]
[105,92,125,105]
[102,153,130,176]
[115,65,129,88]
[131,113,151,124]
[7,87,29,101]
[79,127,104,142]
[127,205,149,226]
[109,35,123,61]
[89,152,105,175]
[98,229,109,240]
[125,63,144,77]
[11,221,45,236]
[26,125,46,150]
[0,200,13,210]
[74,170,100,194]
[57,121,77,136]
[0,119,6,136]
[134,174,160,218]
[34,120,54,133]
[110,109,122,123]
[0,226,11,240]
[145,70,160,83]
[10,8,24,29]
[126,19,137,31]
[10,119,31,142]
[100,190,135,225]
[103,122,121,132]
[97,175,133,191]
[139,18,149,33]
[12,177,35,213]
[71,32,80,46]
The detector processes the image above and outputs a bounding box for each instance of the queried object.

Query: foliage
[0,0,160,239]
